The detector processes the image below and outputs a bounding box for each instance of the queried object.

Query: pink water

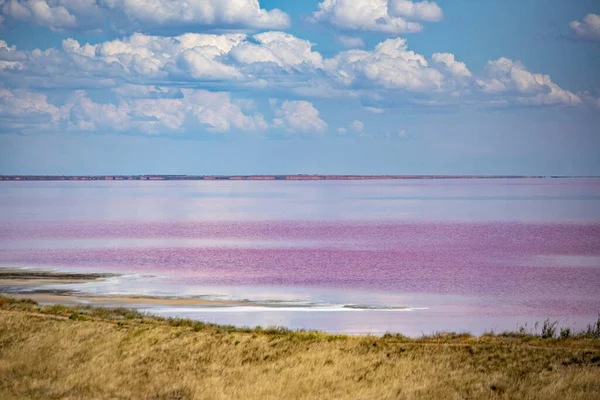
[1,179,599,335]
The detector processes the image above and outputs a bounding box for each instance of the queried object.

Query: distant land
[0,175,595,181]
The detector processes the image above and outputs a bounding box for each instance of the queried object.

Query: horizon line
[1,174,599,181]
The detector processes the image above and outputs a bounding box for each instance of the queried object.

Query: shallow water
[1,179,599,335]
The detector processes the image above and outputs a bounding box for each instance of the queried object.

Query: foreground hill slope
[0,297,599,399]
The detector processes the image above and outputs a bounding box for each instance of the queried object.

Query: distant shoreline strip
[2,175,597,181]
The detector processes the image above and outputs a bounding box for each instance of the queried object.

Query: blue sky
[0,0,599,175]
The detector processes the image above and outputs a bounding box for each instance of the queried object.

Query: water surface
[1,179,599,335]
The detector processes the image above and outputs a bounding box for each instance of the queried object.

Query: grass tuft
[559,327,572,340]
[580,315,600,339]
[541,319,558,339]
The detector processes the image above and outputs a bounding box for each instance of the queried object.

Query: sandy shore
[0,268,116,291]
[0,267,408,310]
[2,293,250,307]
[0,267,249,307]
[0,268,115,283]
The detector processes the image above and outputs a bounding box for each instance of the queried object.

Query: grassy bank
[0,297,599,399]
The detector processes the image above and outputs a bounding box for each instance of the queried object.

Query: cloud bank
[0,3,589,140]
[1,87,325,136]
[0,34,579,110]
[0,0,290,32]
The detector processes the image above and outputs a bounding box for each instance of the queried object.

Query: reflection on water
[1,179,599,335]
[2,179,600,222]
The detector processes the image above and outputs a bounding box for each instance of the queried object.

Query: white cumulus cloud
[350,120,364,132]
[432,53,472,78]
[63,90,130,132]
[180,89,268,133]
[0,0,104,31]
[272,100,328,135]
[109,0,290,30]
[477,58,581,106]
[570,14,600,42]
[229,32,323,70]
[0,88,60,124]
[311,0,442,34]
[0,0,289,32]
[0,32,326,88]
[325,37,444,91]
[0,39,25,71]
[0,87,269,135]
[387,0,443,22]
[0,34,585,116]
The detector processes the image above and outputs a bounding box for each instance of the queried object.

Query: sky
[0,0,599,175]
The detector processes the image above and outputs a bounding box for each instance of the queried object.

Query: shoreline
[2,266,598,337]
[2,175,598,182]
[0,267,412,311]
[2,295,600,340]
[1,293,255,307]
[0,268,411,311]
[0,268,258,308]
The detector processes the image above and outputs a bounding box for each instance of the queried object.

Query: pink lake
[1,179,599,335]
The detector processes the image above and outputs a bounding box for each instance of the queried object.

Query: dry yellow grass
[0,297,599,399]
